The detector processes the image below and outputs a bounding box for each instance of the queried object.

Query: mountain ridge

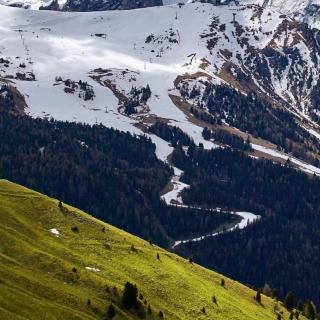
[1,0,319,30]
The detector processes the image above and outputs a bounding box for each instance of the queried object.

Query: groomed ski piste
[1,1,320,242]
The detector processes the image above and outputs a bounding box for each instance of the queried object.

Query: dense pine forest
[0,87,234,247]
[181,83,320,165]
[172,145,320,306]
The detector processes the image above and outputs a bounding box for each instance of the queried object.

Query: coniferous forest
[0,98,235,247]
[2,86,320,307]
[181,83,320,166]
[172,145,320,305]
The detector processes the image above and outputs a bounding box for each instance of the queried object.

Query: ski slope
[1,2,320,174]
[0,3,219,159]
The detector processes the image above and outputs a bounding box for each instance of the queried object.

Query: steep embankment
[0,179,298,319]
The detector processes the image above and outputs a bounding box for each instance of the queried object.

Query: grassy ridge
[0,180,299,319]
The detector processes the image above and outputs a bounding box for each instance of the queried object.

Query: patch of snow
[252,144,320,176]
[50,228,60,237]
[161,166,190,205]
[172,211,260,248]
[303,126,320,141]
[85,266,101,272]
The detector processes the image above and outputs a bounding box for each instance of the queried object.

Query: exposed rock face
[246,0,320,28]
[40,0,163,11]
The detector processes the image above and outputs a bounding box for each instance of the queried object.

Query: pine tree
[121,282,138,310]
[246,135,251,148]
[297,300,303,311]
[202,127,211,140]
[304,301,316,320]
[107,304,116,318]
[284,291,295,310]
[256,290,262,304]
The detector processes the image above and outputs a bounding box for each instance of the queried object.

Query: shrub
[107,304,116,318]
[71,226,79,233]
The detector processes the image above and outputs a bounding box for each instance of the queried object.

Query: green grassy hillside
[0,180,299,320]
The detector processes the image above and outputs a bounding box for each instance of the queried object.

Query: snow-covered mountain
[1,1,320,174]
[1,0,319,29]
[249,0,320,28]
[0,0,163,10]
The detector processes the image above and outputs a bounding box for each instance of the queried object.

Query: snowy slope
[247,0,320,27]
[1,2,320,174]
[0,3,218,160]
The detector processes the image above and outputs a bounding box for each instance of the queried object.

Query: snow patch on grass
[50,228,60,237]
[85,267,101,272]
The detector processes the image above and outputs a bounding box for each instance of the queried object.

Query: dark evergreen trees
[149,121,194,147]
[256,290,262,304]
[304,301,316,320]
[284,292,295,310]
[201,127,252,151]
[107,304,116,318]
[121,282,138,310]
[187,83,320,164]
[172,145,320,305]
